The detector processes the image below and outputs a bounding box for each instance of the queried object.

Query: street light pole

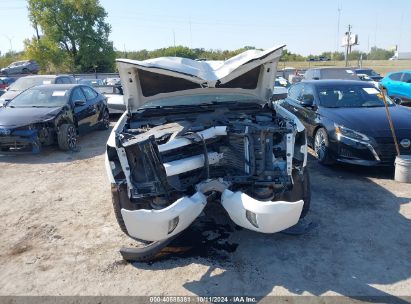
[345,25,352,67]
[2,35,13,53]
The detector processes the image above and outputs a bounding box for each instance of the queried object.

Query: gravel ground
[0,121,410,301]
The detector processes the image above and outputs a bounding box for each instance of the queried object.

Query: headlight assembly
[334,124,370,142]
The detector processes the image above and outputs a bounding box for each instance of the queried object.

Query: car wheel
[22,68,29,74]
[279,169,311,218]
[111,188,176,262]
[314,128,334,165]
[99,110,110,130]
[57,124,77,151]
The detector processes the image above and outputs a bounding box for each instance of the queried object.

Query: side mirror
[393,97,402,105]
[74,100,86,107]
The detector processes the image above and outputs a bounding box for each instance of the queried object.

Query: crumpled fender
[121,192,207,241]
[221,190,304,233]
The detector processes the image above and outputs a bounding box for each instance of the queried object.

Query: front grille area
[375,137,411,164]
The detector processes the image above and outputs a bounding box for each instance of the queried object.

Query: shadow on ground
[128,157,411,302]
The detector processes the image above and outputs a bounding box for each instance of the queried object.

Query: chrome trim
[337,134,380,162]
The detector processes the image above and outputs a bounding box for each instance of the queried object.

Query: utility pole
[3,35,13,53]
[173,30,176,56]
[345,24,352,67]
[336,4,342,58]
[189,18,193,49]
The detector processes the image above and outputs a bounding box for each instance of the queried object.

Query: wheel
[22,68,29,74]
[99,110,110,130]
[280,169,311,218]
[314,128,334,165]
[57,124,77,151]
[111,187,176,262]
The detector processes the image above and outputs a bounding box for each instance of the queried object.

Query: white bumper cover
[221,190,303,233]
[121,190,304,241]
[121,192,207,241]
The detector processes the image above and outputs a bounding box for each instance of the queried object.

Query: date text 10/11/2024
[149,296,258,303]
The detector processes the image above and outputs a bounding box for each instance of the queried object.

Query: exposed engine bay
[121,103,305,202]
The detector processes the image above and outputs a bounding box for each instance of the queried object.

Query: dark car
[354,68,383,82]
[278,80,411,166]
[1,60,40,75]
[0,84,109,154]
[0,75,76,106]
[0,77,16,89]
[303,67,360,81]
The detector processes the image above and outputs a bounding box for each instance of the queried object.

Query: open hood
[116,45,285,112]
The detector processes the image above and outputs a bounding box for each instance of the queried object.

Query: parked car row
[278,67,411,106]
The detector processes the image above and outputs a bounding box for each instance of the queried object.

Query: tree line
[0,0,397,73]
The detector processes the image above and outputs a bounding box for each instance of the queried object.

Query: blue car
[380,70,411,106]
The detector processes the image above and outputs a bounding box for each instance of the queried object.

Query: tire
[99,110,110,130]
[57,124,77,151]
[300,170,311,218]
[111,189,176,262]
[120,238,177,262]
[111,190,129,235]
[280,169,311,219]
[314,127,334,165]
[22,68,29,74]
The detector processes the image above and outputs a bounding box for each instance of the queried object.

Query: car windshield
[321,69,360,80]
[79,79,101,86]
[7,87,69,108]
[142,94,260,108]
[95,86,122,95]
[318,85,394,108]
[356,69,379,77]
[8,77,55,91]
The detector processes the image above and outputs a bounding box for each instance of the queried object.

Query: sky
[0,0,410,56]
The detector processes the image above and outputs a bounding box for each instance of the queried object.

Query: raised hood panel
[117,45,285,112]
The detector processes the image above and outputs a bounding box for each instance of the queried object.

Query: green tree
[26,0,115,72]
[348,50,367,61]
[367,47,395,60]
[0,51,24,70]
[281,49,305,62]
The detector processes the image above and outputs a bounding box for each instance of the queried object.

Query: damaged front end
[105,46,310,260]
[107,103,308,242]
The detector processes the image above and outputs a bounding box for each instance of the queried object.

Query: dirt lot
[0,120,410,300]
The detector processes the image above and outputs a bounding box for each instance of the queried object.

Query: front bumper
[121,192,207,242]
[119,188,304,242]
[332,134,402,166]
[0,130,41,154]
